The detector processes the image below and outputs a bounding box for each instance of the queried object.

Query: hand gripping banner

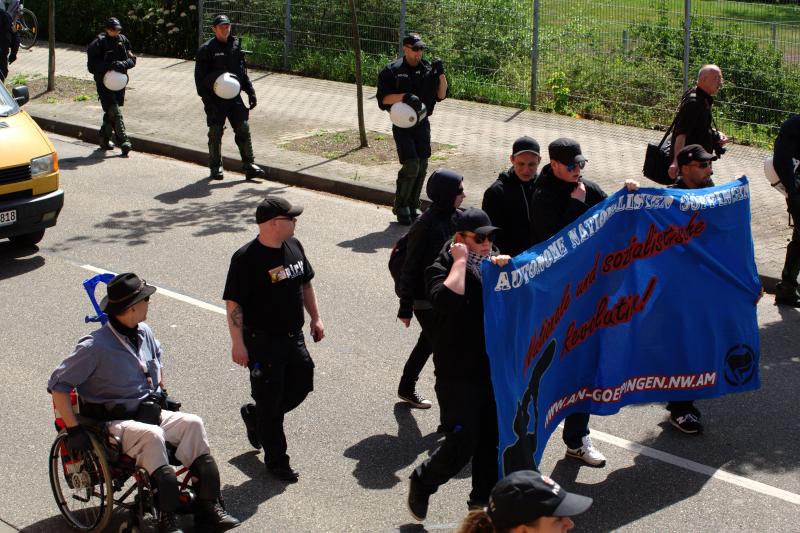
[482,177,761,474]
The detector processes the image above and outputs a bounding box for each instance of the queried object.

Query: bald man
[668,65,729,180]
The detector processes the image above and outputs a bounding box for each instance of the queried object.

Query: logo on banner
[724,344,756,386]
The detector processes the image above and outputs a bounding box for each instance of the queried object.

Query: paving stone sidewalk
[11,43,791,283]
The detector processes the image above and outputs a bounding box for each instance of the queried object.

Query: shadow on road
[337,223,406,254]
[57,152,108,171]
[222,450,287,523]
[0,243,45,280]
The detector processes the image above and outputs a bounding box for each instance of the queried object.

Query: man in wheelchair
[48,272,240,533]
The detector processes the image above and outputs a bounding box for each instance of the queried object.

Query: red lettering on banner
[524,284,572,372]
[575,253,600,298]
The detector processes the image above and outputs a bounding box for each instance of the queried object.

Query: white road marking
[81,264,800,507]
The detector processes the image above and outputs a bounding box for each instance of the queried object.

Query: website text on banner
[482,176,761,474]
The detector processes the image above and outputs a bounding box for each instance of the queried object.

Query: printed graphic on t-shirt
[268,260,305,284]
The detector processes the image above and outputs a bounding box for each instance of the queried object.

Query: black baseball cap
[488,471,593,530]
[212,14,231,26]
[455,207,500,237]
[105,17,122,30]
[402,34,426,49]
[255,196,303,224]
[512,136,541,157]
[548,137,587,165]
[677,144,717,166]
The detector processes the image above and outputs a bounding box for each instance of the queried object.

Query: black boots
[777,240,800,307]
[190,455,240,531]
[151,465,182,533]
[195,500,240,532]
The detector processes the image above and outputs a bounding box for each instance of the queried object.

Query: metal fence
[199,0,800,146]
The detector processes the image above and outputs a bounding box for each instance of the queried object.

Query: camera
[712,130,726,157]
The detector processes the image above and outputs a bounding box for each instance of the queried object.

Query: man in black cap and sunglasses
[48,273,240,533]
[377,33,449,225]
[224,196,324,482]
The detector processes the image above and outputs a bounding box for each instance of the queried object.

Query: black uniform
[530,164,607,449]
[194,34,258,177]
[410,242,498,506]
[223,237,316,471]
[0,7,20,82]
[773,114,800,305]
[87,31,136,149]
[671,86,716,157]
[482,168,538,257]
[376,57,444,219]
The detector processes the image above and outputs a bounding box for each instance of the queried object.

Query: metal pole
[530,0,540,109]
[682,0,691,92]
[348,0,368,148]
[47,0,55,91]
[399,0,406,56]
[198,0,204,48]
[284,0,293,69]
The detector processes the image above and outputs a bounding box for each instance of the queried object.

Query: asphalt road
[1,135,798,532]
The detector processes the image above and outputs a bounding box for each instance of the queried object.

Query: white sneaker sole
[398,394,433,409]
[565,449,607,467]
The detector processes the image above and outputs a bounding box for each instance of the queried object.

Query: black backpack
[388,233,409,298]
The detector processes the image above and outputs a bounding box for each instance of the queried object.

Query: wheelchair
[48,274,203,532]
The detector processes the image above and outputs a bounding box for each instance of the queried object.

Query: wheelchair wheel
[15,8,39,50]
[49,431,114,532]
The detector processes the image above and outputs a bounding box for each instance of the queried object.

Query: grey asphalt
[9,43,794,287]
[0,136,798,532]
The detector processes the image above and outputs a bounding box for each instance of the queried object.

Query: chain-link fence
[199,0,800,147]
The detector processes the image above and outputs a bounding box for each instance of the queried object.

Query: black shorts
[393,119,431,164]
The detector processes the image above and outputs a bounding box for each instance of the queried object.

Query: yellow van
[0,82,63,246]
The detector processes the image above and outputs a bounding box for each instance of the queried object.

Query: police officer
[377,33,448,225]
[195,14,264,181]
[773,114,800,307]
[223,196,325,482]
[87,17,135,154]
[0,1,20,83]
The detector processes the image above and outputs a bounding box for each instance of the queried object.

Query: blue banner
[482,177,761,473]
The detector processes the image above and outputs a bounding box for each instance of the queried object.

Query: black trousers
[413,378,498,504]
[203,95,249,128]
[392,119,431,163]
[0,48,9,82]
[95,81,125,110]
[245,330,314,468]
[399,307,436,387]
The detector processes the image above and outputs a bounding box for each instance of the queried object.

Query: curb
[30,113,398,208]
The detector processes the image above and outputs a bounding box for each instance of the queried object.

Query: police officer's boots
[208,125,224,180]
[776,240,800,306]
[190,454,241,531]
[109,105,132,155]
[409,158,429,220]
[99,113,115,150]
[151,465,183,533]
[233,121,265,180]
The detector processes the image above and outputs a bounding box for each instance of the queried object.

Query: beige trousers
[108,410,210,474]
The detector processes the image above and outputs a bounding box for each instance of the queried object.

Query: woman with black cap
[456,470,593,533]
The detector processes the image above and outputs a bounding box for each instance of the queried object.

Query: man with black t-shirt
[223,196,325,482]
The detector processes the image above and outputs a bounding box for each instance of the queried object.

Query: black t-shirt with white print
[223,237,315,335]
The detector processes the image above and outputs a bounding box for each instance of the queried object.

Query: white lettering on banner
[679,183,750,211]
[544,371,717,426]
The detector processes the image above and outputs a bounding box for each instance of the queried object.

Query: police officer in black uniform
[377,33,448,225]
[87,17,136,154]
[773,114,800,307]
[195,14,265,181]
[0,2,20,83]
[223,196,325,482]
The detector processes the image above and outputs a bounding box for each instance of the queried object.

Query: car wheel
[8,229,45,247]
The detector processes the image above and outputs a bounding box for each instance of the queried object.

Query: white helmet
[764,157,788,198]
[390,102,428,128]
[213,73,241,100]
[103,71,128,92]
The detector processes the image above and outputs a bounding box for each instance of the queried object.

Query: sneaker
[240,403,261,450]
[398,386,432,409]
[669,412,704,435]
[266,463,299,482]
[566,436,607,467]
[407,475,429,522]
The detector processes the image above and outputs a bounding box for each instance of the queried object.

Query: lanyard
[108,324,155,391]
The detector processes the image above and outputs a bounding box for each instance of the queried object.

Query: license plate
[0,209,17,227]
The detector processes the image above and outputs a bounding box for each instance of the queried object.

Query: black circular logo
[724,344,756,387]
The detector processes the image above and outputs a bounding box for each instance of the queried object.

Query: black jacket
[376,57,443,116]
[672,86,715,155]
[0,9,20,54]
[87,33,136,81]
[530,164,607,245]
[773,114,800,197]
[482,168,538,256]
[425,242,491,383]
[194,35,254,100]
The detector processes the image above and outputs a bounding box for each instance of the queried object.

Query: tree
[347,0,368,148]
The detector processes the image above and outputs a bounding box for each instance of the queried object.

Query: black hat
[100,273,156,315]
[105,17,122,30]
[548,137,587,165]
[488,471,593,530]
[426,168,464,208]
[455,207,500,236]
[512,136,541,157]
[212,14,231,26]
[677,144,717,167]
[256,196,304,224]
[402,34,426,49]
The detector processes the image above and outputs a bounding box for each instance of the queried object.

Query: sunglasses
[143,296,150,302]
[274,216,297,221]
[563,160,586,171]
[460,231,495,244]
[406,45,424,52]
[690,161,712,168]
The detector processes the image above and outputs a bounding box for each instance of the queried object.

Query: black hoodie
[397,169,463,319]
[482,168,538,257]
